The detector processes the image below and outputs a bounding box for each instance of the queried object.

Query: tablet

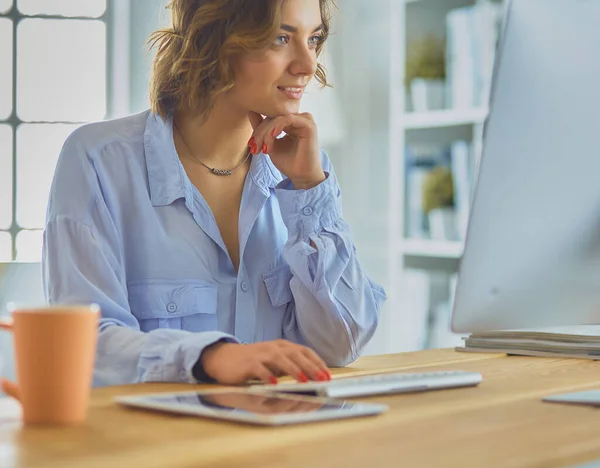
[114,389,388,426]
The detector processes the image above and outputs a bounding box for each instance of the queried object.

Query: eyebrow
[280,23,324,34]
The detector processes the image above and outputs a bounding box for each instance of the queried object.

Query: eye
[274,35,289,46]
[309,34,324,49]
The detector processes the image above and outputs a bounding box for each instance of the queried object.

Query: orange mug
[0,304,100,424]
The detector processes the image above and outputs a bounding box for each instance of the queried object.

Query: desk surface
[3,348,600,468]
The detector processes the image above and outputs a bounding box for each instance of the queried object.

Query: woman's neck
[174,100,253,168]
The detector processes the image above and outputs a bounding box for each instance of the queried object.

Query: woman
[43,0,386,387]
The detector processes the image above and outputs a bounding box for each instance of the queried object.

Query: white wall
[320,1,394,355]
[128,0,169,113]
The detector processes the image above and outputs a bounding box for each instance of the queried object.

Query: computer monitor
[451,0,600,332]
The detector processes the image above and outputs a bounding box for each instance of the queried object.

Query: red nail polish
[251,144,257,154]
[248,136,255,146]
[269,376,278,385]
[298,372,309,383]
[262,143,268,154]
[316,371,327,382]
[271,128,276,137]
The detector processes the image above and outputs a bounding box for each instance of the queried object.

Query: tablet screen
[143,391,355,415]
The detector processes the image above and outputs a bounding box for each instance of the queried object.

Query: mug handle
[0,318,13,331]
[0,319,20,401]
[0,379,20,401]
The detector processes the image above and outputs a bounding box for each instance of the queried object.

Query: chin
[257,100,301,118]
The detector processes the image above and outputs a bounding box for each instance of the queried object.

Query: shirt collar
[144,111,187,206]
[143,111,283,206]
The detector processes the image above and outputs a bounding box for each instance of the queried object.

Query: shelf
[403,108,488,130]
[402,239,464,259]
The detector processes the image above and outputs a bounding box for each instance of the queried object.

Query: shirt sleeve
[43,132,236,387]
[273,150,387,367]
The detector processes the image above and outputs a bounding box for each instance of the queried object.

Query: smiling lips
[277,86,305,100]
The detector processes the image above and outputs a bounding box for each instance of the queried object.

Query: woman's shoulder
[62,110,150,157]
[47,111,153,221]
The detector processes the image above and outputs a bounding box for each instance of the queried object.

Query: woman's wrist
[290,171,326,190]
[193,339,230,382]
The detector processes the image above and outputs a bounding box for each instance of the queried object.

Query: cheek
[235,56,284,93]
[236,67,265,93]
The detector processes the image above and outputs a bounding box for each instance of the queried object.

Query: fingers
[301,347,331,380]
[264,351,309,383]
[250,116,281,156]
[278,113,316,139]
[202,340,329,386]
[248,113,315,156]
[290,348,330,382]
[273,340,331,382]
[253,362,279,385]
[261,115,294,155]
[301,346,328,369]
[247,340,331,384]
[247,112,264,155]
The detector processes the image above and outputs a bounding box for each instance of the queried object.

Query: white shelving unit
[403,108,488,130]
[402,239,463,259]
[386,0,503,351]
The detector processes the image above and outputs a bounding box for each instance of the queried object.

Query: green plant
[405,34,446,86]
[422,166,454,213]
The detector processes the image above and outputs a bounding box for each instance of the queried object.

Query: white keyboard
[251,370,482,398]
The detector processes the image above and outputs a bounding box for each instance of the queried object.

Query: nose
[288,43,317,78]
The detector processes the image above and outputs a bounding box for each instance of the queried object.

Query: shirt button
[240,282,249,292]
[302,206,314,216]
[166,302,178,313]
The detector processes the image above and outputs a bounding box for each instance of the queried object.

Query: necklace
[173,122,251,176]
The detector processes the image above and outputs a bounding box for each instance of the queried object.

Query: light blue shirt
[43,110,386,387]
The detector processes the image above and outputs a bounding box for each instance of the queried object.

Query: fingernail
[269,376,278,385]
[316,371,327,382]
[297,372,309,383]
[248,136,255,146]
[262,143,267,154]
[325,370,332,380]
[271,128,276,137]
[251,144,257,154]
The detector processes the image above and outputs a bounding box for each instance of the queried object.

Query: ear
[248,111,265,131]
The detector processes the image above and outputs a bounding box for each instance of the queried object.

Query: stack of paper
[456,326,600,359]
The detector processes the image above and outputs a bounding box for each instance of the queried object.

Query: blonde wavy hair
[148,0,334,120]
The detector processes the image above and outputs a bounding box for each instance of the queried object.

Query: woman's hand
[200,339,332,385]
[248,111,326,190]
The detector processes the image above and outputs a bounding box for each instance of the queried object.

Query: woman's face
[228,0,324,118]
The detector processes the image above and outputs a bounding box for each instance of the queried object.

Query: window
[0,0,109,261]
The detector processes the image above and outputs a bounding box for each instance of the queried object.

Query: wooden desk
[3,349,600,468]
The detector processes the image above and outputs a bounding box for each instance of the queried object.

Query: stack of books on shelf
[404,2,504,243]
[457,326,600,360]
[446,0,504,109]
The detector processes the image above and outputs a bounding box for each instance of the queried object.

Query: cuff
[140,330,238,383]
[275,172,342,239]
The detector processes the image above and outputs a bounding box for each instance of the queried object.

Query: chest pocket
[127,279,218,333]
[263,263,294,308]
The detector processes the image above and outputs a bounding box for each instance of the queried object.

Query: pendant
[211,168,233,176]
